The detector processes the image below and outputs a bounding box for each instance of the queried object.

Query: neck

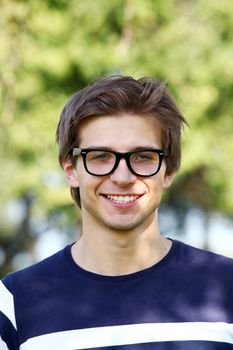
[71,212,172,276]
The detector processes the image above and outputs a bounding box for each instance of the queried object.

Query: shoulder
[176,239,233,263]
[1,244,71,296]
[173,239,233,277]
[0,245,72,344]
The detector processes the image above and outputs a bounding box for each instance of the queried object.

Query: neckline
[63,238,179,283]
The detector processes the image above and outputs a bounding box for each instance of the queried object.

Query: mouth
[102,194,143,204]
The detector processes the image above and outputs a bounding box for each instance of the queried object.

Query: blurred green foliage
[0,0,233,271]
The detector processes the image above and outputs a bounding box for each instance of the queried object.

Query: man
[1,75,233,349]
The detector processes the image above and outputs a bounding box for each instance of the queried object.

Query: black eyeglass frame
[72,148,169,177]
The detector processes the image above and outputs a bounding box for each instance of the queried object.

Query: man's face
[64,114,173,233]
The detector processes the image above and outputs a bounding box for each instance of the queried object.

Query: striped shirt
[1,240,233,349]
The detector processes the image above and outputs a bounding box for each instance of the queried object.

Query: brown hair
[56,75,188,207]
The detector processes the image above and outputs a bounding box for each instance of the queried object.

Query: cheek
[77,173,103,197]
[147,175,164,187]
[145,177,165,197]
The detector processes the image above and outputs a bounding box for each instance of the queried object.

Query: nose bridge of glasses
[113,152,134,175]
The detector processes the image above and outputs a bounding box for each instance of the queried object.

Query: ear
[163,173,174,189]
[62,159,79,188]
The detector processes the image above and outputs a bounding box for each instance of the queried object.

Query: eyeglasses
[72,148,169,177]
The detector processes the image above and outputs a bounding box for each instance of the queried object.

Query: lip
[100,193,144,208]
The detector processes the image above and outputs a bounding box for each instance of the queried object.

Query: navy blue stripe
[0,311,19,350]
[82,340,233,350]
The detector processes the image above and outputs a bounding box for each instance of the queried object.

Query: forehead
[78,113,163,149]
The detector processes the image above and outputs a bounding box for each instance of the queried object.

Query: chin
[102,217,146,232]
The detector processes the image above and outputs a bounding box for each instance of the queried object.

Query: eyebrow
[82,146,161,151]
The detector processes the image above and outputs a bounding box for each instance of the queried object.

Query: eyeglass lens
[85,150,161,176]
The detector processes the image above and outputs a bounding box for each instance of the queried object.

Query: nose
[110,158,137,186]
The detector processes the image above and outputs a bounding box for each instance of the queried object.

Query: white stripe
[0,281,17,329]
[21,322,233,350]
[0,335,10,350]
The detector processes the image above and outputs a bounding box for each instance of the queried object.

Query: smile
[105,195,141,204]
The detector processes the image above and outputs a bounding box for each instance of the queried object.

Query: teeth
[106,195,139,203]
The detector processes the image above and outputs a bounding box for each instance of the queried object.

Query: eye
[87,151,114,161]
[132,152,159,162]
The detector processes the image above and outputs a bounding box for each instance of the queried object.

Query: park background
[0,0,233,277]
